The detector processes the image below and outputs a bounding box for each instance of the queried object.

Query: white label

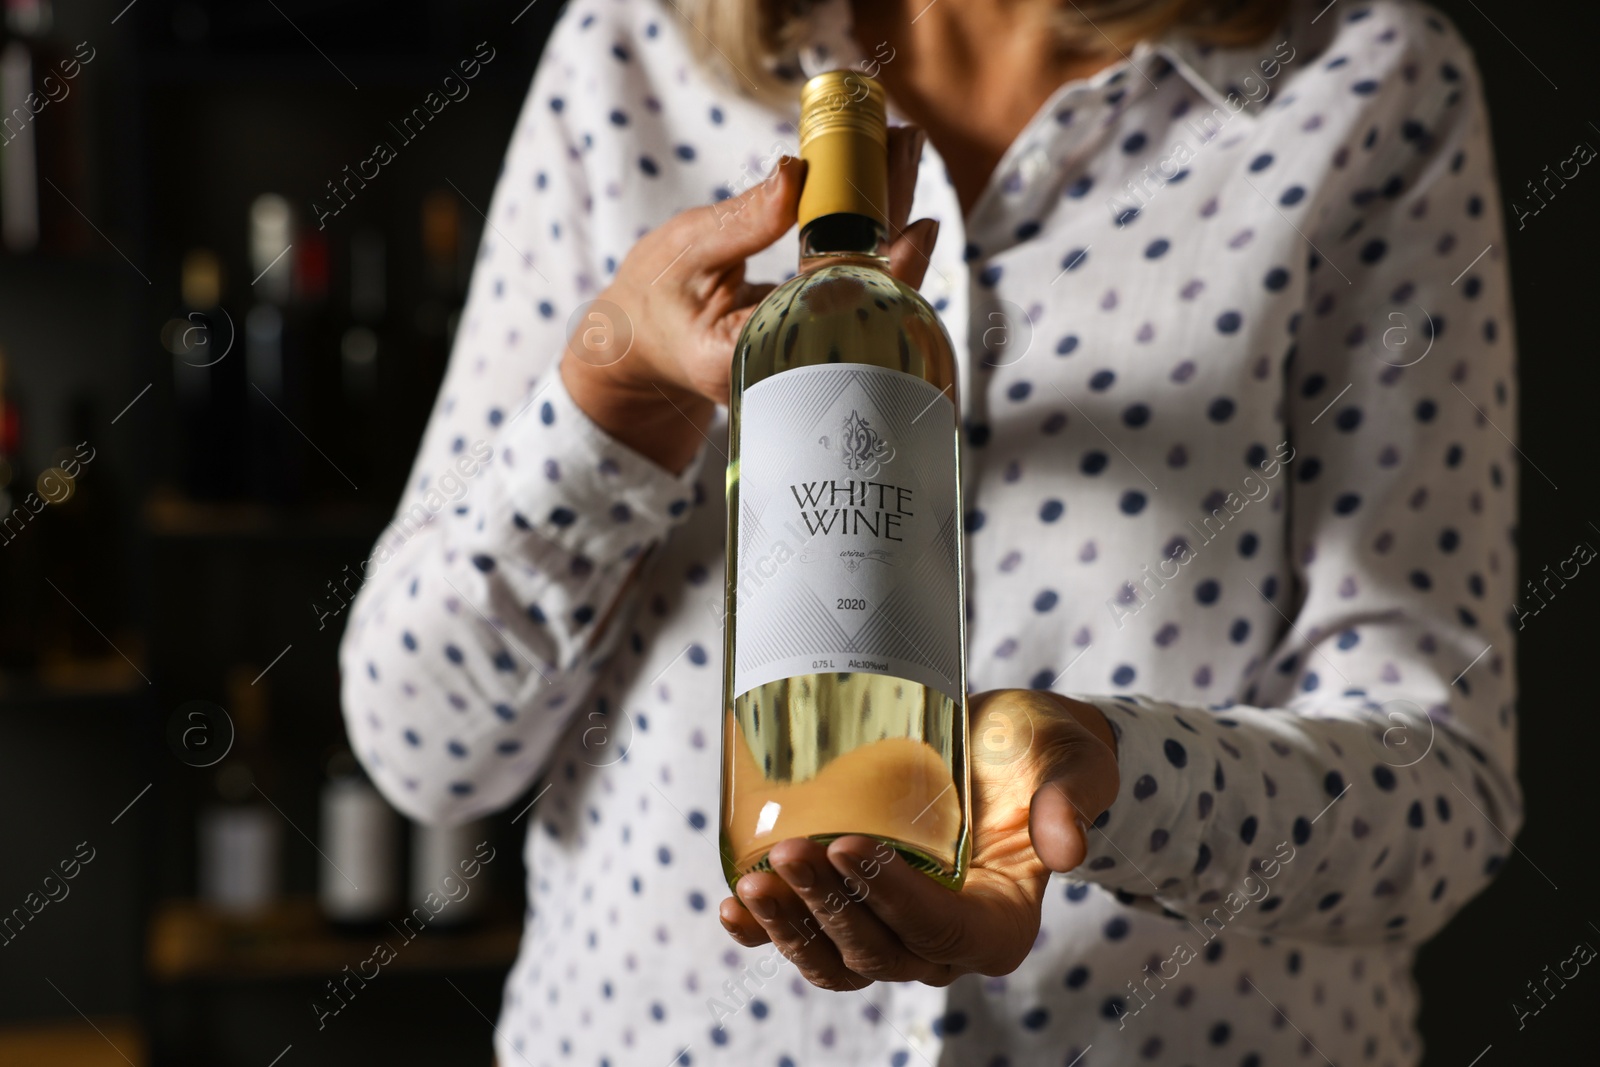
[732,363,962,702]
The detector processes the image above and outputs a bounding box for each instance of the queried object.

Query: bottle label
[733,363,962,703]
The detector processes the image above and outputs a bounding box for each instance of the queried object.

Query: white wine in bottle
[720,71,969,891]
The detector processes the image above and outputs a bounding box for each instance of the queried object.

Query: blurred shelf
[0,1018,147,1067]
[143,489,386,543]
[0,651,150,701]
[35,646,150,693]
[148,897,522,982]
[0,254,143,284]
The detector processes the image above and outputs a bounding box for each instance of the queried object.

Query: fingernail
[769,154,795,180]
[744,894,777,921]
[776,859,815,889]
[898,129,920,169]
[904,218,938,257]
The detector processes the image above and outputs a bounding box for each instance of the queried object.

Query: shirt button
[1018,144,1052,185]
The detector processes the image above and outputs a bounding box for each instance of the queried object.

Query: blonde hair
[680,0,1291,101]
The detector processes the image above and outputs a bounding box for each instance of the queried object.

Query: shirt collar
[796,0,1298,124]
[1154,28,1298,121]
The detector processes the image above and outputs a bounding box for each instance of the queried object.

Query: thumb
[888,217,939,291]
[1027,709,1121,873]
[684,155,806,270]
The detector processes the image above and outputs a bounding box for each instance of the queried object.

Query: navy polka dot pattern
[338,1,1521,1065]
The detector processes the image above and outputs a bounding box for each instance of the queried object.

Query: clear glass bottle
[318,746,400,930]
[197,669,280,916]
[720,71,970,891]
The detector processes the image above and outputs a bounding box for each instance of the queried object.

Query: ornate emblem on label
[834,409,891,471]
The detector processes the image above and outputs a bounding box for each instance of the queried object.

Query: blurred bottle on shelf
[317,745,400,931]
[0,0,49,38]
[410,818,489,929]
[345,230,386,393]
[0,343,22,504]
[198,762,278,916]
[293,214,356,502]
[250,193,294,306]
[294,226,331,307]
[348,229,387,333]
[38,395,121,662]
[415,190,464,369]
[0,344,40,676]
[0,29,39,252]
[244,193,304,505]
[338,227,385,486]
[197,667,280,916]
[166,248,244,500]
[1,0,98,254]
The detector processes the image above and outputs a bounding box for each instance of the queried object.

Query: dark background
[0,0,1592,1064]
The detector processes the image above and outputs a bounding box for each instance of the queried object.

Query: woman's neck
[850,0,1123,216]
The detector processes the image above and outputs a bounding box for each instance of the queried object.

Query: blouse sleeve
[337,20,706,826]
[1070,11,1522,947]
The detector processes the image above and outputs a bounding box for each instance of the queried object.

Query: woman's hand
[561,127,939,473]
[717,690,1121,990]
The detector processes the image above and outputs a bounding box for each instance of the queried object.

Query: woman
[340,0,1520,1062]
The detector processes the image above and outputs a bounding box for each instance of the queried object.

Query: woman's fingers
[682,125,918,272]
[763,837,950,985]
[710,281,779,350]
[718,895,770,947]
[1027,698,1122,873]
[680,128,924,284]
[735,869,869,991]
[819,838,1017,979]
[1029,781,1096,874]
[885,126,937,289]
[821,838,966,960]
[885,125,925,237]
[678,155,806,274]
[888,217,939,290]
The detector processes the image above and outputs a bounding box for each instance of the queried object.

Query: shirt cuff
[498,366,708,564]
[1068,694,1197,897]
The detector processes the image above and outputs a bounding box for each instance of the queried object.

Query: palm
[947,695,1085,961]
[718,689,1119,989]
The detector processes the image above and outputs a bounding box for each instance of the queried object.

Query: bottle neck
[799,212,889,273]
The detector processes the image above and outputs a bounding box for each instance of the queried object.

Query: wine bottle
[318,747,400,930]
[415,190,464,368]
[244,193,304,504]
[0,343,23,514]
[0,343,41,676]
[0,32,39,253]
[409,819,488,929]
[39,396,119,662]
[197,669,281,916]
[720,71,969,892]
[338,228,385,488]
[167,248,241,500]
[343,228,385,405]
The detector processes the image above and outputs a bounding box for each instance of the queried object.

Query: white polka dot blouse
[339,1,1522,1063]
